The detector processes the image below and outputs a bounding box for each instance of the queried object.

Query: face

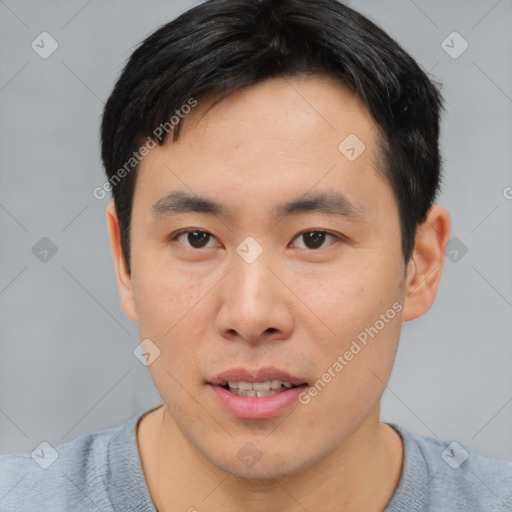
[117,75,411,479]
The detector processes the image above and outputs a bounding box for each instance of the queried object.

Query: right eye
[170,230,221,249]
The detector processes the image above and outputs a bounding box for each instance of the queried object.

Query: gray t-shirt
[1,408,511,511]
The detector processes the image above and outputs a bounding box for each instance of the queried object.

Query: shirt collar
[383,422,430,511]
[105,412,428,511]
[107,406,160,511]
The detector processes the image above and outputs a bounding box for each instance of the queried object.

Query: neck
[138,405,403,512]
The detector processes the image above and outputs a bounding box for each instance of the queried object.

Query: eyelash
[169,229,343,250]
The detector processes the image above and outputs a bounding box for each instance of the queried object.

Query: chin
[225,459,301,481]
[204,445,311,481]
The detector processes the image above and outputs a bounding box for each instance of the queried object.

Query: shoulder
[387,422,512,512]
[0,412,146,512]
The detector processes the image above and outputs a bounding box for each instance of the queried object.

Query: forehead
[135,74,392,219]
[177,74,378,158]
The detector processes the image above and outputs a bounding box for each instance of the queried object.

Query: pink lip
[208,367,309,387]
[207,366,309,420]
[209,383,308,420]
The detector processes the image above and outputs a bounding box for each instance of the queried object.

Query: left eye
[290,231,339,250]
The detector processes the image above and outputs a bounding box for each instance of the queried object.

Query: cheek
[131,256,208,338]
[293,260,403,401]
[132,269,210,399]
[131,280,213,412]
[295,262,401,345]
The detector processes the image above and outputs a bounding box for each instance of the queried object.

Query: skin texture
[107,75,451,512]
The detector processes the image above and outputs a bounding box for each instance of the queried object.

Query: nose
[215,253,295,343]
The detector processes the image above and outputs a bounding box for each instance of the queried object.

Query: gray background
[1,0,511,462]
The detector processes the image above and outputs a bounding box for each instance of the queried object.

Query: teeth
[252,381,271,391]
[230,389,281,397]
[256,390,274,397]
[270,379,283,390]
[225,380,294,395]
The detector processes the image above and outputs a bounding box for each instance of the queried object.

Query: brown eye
[187,231,210,248]
[302,231,326,249]
[173,230,218,249]
[291,230,338,250]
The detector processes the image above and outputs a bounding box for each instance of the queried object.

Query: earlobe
[106,202,138,323]
[402,205,451,322]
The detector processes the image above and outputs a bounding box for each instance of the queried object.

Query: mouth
[207,368,309,420]
[208,367,309,393]
[219,379,306,397]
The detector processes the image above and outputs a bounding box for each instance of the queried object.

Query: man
[1,0,511,511]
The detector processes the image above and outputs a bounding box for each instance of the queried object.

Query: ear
[106,202,138,323]
[402,205,451,322]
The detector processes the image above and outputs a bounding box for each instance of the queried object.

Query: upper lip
[209,367,309,387]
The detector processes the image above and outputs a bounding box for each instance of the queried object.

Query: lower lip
[209,384,308,420]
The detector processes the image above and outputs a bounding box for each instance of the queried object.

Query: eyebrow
[151,189,364,220]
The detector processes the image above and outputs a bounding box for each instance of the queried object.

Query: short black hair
[101,0,443,272]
